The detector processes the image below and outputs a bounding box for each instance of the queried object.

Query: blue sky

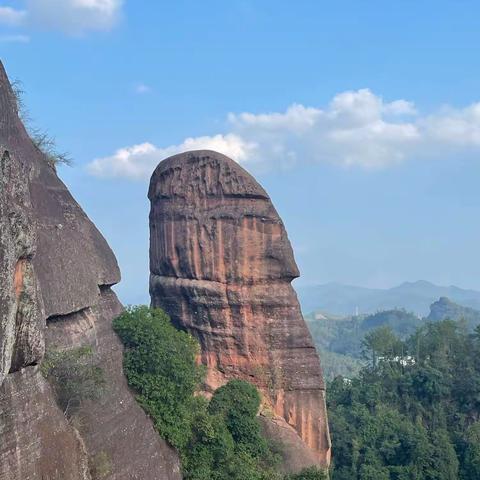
[2,1,480,303]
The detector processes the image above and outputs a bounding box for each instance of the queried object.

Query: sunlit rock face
[149,150,331,470]
[0,61,181,480]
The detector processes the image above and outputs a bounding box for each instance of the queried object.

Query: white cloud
[87,135,256,180]
[0,34,30,43]
[421,103,480,147]
[0,0,123,35]
[27,0,123,34]
[87,89,480,180]
[384,99,417,116]
[0,6,26,26]
[228,89,421,169]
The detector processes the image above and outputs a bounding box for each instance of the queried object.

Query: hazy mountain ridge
[298,280,480,317]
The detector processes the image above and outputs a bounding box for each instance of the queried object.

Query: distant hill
[297,280,480,316]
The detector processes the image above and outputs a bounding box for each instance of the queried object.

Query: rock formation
[0,62,181,479]
[149,150,331,471]
[427,296,480,330]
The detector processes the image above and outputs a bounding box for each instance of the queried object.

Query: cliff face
[149,150,331,471]
[0,62,181,479]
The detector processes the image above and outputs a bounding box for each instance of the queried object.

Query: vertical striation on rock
[149,150,331,471]
[0,61,181,479]
[0,146,43,386]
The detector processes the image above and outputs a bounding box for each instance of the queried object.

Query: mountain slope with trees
[308,299,480,380]
[328,320,480,480]
[307,309,423,380]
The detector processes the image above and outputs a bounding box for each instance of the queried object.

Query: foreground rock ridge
[0,61,181,479]
[149,150,331,470]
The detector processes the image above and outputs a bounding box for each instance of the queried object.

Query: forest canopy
[328,320,480,480]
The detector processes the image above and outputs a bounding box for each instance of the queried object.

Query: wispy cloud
[0,0,123,35]
[134,83,152,95]
[0,34,30,43]
[88,135,255,180]
[87,89,480,180]
[0,6,26,26]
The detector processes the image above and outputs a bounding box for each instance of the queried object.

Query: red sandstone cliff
[149,150,331,472]
[0,62,181,480]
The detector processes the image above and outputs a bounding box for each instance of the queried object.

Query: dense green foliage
[113,306,291,480]
[328,320,480,479]
[41,346,105,416]
[113,306,203,450]
[285,467,328,479]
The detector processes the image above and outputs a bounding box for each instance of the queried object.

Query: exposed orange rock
[13,259,25,299]
[149,150,331,471]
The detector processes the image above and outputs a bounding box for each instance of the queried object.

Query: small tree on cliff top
[11,79,71,168]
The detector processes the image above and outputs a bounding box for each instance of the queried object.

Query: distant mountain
[297,280,480,316]
[427,297,480,330]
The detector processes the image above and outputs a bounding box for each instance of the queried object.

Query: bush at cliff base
[41,345,105,416]
[113,306,202,450]
[285,467,328,480]
[113,306,291,480]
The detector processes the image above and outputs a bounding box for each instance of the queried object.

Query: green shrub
[90,451,112,479]
[113,305,204,450]
[41,346,105,416]
[209,380,270,458]
[182,399,236,480]
[209,379,261,418]
[209,379,279,472]
[286,467,328,480]
[113,306,287,480]
[11,79,71,168]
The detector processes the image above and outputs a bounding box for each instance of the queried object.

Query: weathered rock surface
[149,150,331,470]
[0,146,43,386]
[0,367,91,480]
[0,61,181,479]
[46,289,181,480]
